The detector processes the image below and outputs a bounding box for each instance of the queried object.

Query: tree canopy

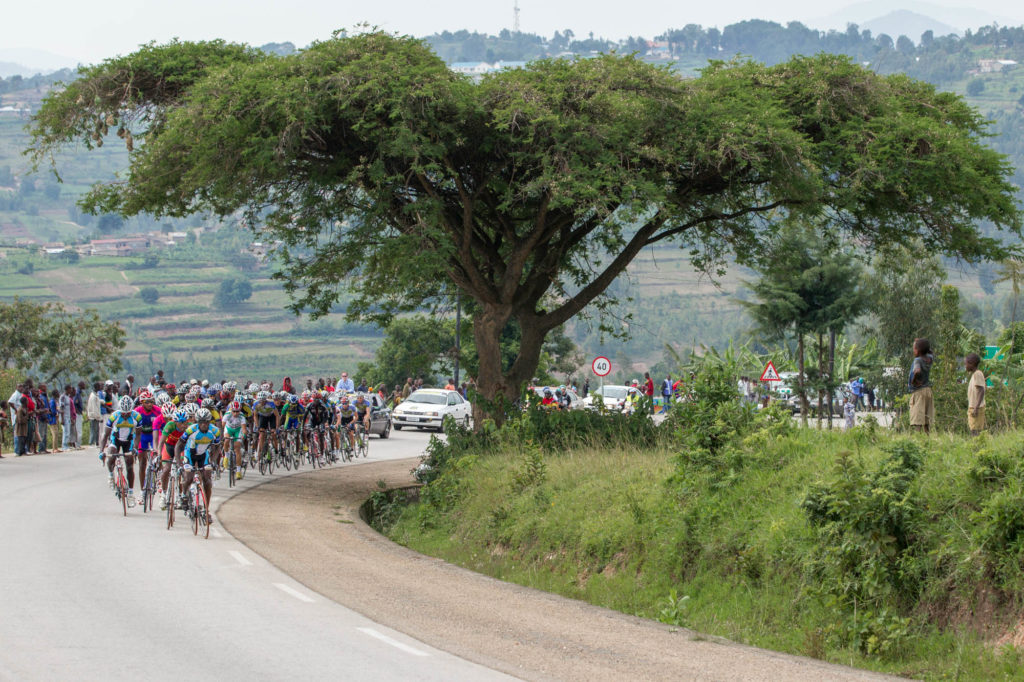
[28,32,1022,409]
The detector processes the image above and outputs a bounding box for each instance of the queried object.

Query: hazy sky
[5,0,1024,66]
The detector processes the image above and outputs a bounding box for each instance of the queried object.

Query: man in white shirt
[7,383,24,430]
[335,372,354,393]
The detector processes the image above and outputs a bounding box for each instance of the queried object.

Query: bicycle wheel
[191,488,199,536]
[166,479,176,530]
[359,431,369,458]
[196,484,210,540]
[117,470,128,517]
[258,456,267,476]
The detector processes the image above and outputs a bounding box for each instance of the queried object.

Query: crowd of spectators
[0,376,135,457]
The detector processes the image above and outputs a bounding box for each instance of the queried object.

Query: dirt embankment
[218,459,892,682]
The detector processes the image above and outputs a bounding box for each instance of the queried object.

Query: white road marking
[357,628,430,657]
[209,526,223,538]
[228,550,251,566]
[274,583,315,603]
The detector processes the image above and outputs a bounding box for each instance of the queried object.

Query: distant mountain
[812,0,1015,34]
[0,48,77,77]
[861,10,960,41]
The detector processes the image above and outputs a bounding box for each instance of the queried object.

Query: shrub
[139,287,159,304]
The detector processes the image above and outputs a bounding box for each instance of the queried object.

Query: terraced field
[0,252,379,381]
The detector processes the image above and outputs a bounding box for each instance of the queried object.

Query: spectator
[908,338,935,434]
[444,377,456,391]
[14,396,30,456]
[865,384,875,411]
[101,381,115,416]
[402,377,413,400]
[47,389,61,453]
[581,378,589,399]
[335,372,354,393]
[0,402,8,456]
[843,396,856,429]
[849,377,863,411]
[59,385,77,452]
[282,376,295,395]
[661,374,673,412]
[124,374,136,396]
[74,380,87,448]
[23,383,38,454]
[8,382,25,448]
[87,382,103,446]
[356,378,369,393]
[32,387,49,453]
[643,372,655,406]
[965,353,986,436]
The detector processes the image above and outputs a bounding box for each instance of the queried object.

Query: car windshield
[407,393,447,405]
[596,387,628,400]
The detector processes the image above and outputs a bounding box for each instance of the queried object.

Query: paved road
[0,430,510,681]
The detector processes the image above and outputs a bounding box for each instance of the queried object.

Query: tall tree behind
[741,226,866,426]
[864,244,945,362]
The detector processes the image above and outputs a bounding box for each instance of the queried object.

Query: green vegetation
[378,390,1024,679]
[26,35,1021,414]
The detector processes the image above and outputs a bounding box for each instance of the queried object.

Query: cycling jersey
[281,402,305,428]
[305,402,331,426]
[107,410,141,443]
[337,406,356,425]
[222,413,246,431]
[253,400,277,417]
[183,423,221,457]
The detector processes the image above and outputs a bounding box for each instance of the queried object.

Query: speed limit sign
[592,356,612,377]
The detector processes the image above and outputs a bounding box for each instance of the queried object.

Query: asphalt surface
[0,432,509,682]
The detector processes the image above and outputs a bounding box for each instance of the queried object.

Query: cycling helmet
[257,391,271,401]
[288,394,298,404]
[210,383,221,392]
[230,401,242,411]
[201,398,214,409]
[301,390,311,401]
[196,408,212,422]
[173,409,188,422]
[161,404,177,419]
[189,378,199,386]
[165,383,176,394]
[340,395,350,404]
[155,393,170,406]
[176,385,188,395]
[118,396,135,412]
[184,403,200,417]
[138,390,153,402]
[543,387,552,395]
[260,382,271,391]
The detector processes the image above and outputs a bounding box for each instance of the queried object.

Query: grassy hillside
[378,413,1024,680]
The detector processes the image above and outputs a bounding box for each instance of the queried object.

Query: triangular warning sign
[760,361,781,382]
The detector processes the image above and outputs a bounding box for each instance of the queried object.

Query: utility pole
[454,292,462,386]
[513,0,520,33]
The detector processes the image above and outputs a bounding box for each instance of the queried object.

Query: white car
[582,385,640,412]
[393,388,472,431]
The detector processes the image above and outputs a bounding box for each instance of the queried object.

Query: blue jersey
[107,410,140,444]
[183,424,221,456]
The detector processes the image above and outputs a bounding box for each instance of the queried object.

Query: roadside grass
[386,428,1024,680]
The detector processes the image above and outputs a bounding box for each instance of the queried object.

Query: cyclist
[158,407,189,511]
[221,401,247,480]
[540,387,558,410]
[100,395,141,506]
[175,408,221,523]
[281,393,305,453]
[133,390,161,505]
[303,391,332,460]
[336,395,358,453]
[252,391,280,462]
[352,393,372,443]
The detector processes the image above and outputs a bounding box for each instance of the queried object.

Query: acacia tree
[28,34,1021,417]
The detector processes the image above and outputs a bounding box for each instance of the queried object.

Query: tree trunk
[817,332,824,429]
[470,307,549,427]
[827,329,836,430]
[798,334,808,428]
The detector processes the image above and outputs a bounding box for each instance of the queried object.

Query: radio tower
[513,0,521,33]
